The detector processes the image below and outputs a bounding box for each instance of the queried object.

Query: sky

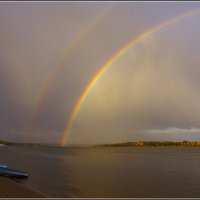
[0,2,200,144]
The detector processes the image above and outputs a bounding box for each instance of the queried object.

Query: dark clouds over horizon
[0,2,200,144]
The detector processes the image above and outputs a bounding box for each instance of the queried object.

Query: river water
[0,145,200,198]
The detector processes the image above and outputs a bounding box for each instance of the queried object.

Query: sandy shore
[0,176,47,198]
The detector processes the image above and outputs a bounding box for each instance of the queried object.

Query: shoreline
[96,141,200,147]
[0,176,48,198]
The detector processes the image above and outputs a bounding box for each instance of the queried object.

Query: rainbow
[31,4,115,120]
[60,7,200,146]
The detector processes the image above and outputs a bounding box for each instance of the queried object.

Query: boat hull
[0,167,28,179]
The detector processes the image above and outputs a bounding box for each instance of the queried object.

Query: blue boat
[0,164,28,179]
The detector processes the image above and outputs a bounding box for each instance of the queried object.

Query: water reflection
[1,145,200,197]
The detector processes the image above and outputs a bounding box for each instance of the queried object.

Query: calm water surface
[0,145,200,198]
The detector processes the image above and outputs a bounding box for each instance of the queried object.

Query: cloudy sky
[0,2,200,144]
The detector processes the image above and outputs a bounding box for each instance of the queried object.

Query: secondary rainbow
[31,4,114,120]
[61,7,200,146]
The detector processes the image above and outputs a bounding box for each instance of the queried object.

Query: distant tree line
[0,140,14,145]
[0,140,51,146]
[96,141,200,147]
